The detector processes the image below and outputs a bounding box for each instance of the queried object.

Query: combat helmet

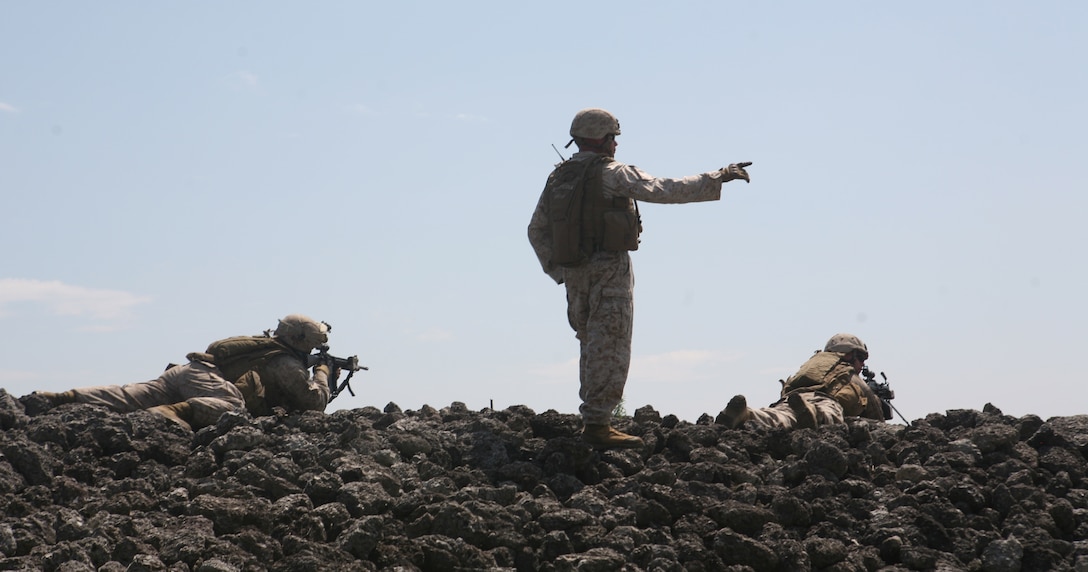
[275,314,329,352]
[569,108,621,140]
[824,333,868,359]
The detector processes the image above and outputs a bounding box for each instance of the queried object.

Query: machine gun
[309,344,368,402]
[861,366,909,425]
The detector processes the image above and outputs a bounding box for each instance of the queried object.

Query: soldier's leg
[783,392,845,429]
[65,376,173,413]
[804,393,845,425]
[566,254,641,448]
[567,254,633,426]
[717,394,801,429]
[787,393,818,429]
[746,401,800,429]
[578,292,632,423]
[162,360,246,429]
[722,393,845,430]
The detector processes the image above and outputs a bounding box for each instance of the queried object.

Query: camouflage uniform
[746,393,847,428]
[529,152,726,425]
[66,358,245,429]
[62,350,330,429]
[724,348,886,430]
[745,375,885,429]
[25,315,333,430]
[248,352,328,415]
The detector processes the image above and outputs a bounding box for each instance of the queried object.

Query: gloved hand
[719,162,753,183]
[314,362,341,384]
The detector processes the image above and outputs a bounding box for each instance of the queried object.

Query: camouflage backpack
[204,336,293,382]
[543,155,640,267]
[781,351,869,416]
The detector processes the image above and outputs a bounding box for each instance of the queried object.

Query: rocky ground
[0,388,1086,572]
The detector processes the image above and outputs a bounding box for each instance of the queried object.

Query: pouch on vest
[600,207,641,252]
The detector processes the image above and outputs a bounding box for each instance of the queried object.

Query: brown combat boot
[581,424,644,449]
[148,402,195,431]
[19,390,77,415]
[787,393,818,429]
[716,394,752,428]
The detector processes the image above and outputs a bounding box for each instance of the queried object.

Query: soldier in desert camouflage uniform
[528,108,753,448]
[20,314,335,430]
[717,333,890,430]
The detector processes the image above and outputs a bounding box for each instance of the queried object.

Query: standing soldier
[528,108,753,448]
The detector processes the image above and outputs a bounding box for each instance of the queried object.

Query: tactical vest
[545,155,641,268]
[196,335,305,416]
[781,351,870,417]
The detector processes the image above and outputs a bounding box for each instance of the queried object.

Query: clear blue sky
[2,2,1085,423]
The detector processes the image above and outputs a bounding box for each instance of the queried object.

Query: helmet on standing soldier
[569,108,621,140]
[274,314,329,352]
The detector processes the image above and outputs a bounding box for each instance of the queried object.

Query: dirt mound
[1,388,1086,571]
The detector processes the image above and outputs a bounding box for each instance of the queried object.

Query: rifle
[309,344,368,402]
[861,366,910,425]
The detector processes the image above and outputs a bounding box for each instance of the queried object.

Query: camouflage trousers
[70,359,246,429]
[747,392,845,429]
[564,251,634,426]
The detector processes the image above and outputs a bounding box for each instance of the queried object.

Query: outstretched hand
[720,162,753,183]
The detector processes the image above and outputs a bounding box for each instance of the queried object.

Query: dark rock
[1,396,1086,569]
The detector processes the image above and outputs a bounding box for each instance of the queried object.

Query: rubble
[1,389,1086,571]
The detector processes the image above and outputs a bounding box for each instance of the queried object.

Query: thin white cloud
[0,369,42,383]
[528,357,578,384]
[415,327,452,342]
[0,278,151,324]
[529,349,742,386]
[227,71,261,93]
[756,365,798,379]
[346,103,377,116]
[0,102,19,114]
[632,349,742,384]
[453,113,488,122]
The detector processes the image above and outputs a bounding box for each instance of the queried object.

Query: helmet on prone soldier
[570,108,621,140]
[824,333,868,359]
[275,314,329,352]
